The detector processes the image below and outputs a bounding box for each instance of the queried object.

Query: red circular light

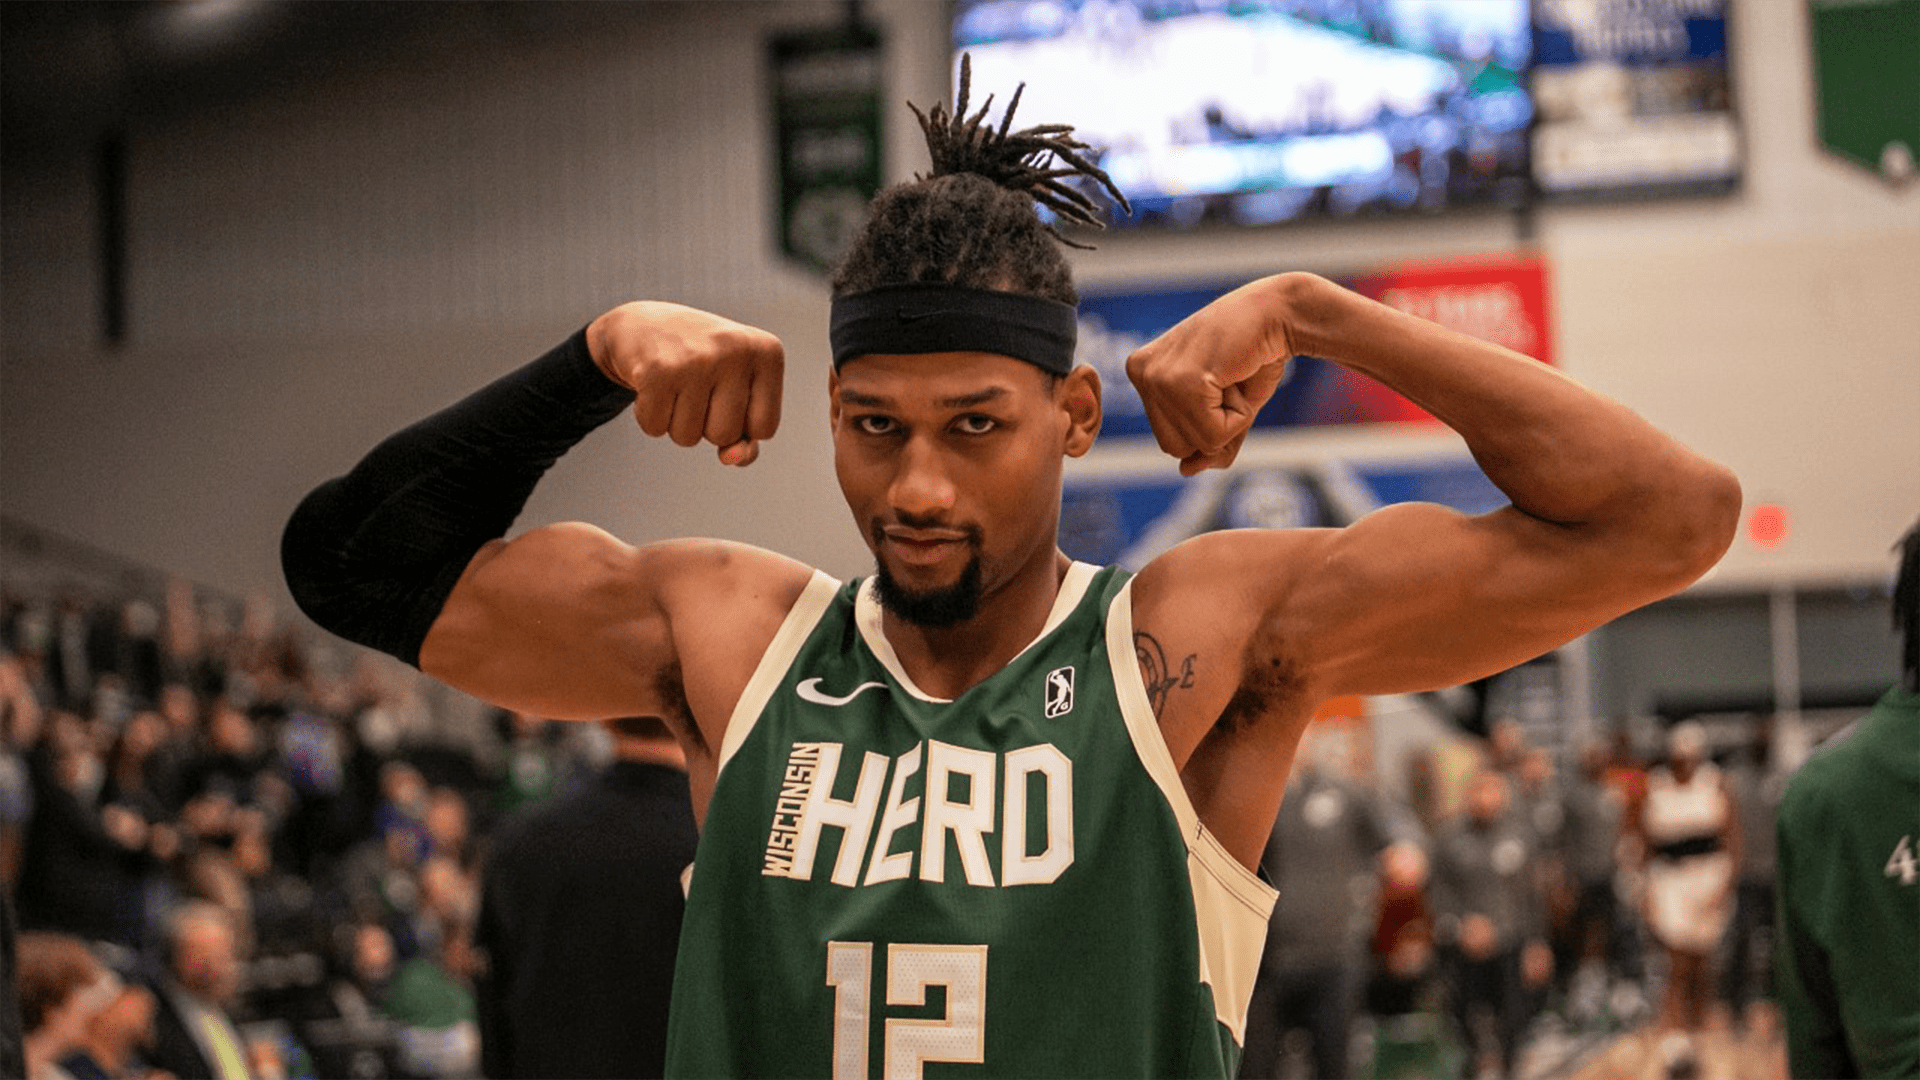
[1748,503,1789,549]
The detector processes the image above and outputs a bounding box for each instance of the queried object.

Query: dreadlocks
[830,54,1130,303]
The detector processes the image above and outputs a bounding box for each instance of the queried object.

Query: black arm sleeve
[280,327,635,667]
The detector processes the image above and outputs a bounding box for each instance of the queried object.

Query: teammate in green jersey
[282,59,1741,1078]
[1775,519,1920,1079]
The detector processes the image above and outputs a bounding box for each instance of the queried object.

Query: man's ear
[1059,365,1102,458]
[827,367,841,429]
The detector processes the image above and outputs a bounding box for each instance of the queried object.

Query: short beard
[875,553,983,629]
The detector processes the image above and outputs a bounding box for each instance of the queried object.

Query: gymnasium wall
[3,0,1915,658]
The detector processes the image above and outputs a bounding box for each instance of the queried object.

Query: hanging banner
[1074,252,1553,439]
[1530,0,1742,198]
[769,23,885,272]
[1809,0,1919,183]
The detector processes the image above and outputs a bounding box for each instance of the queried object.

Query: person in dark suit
[474,716,697,1079]
[147,901,253,1080]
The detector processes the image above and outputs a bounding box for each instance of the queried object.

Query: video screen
[952,0,1534,230]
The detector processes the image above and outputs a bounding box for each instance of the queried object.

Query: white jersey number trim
[827,941,989,1080]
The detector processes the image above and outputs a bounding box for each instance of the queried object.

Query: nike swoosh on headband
[795,678,889,707]
[895,308,958,323]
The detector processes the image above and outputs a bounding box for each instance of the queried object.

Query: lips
[877,523,976,569]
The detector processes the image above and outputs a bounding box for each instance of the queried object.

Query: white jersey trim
[716,569,842,776]
[853,561,1100,704]
[1104,577,1278,1048]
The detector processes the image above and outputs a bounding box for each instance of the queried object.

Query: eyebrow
[837,387,1011,409]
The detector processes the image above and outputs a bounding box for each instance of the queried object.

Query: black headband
[829,283,1079,375]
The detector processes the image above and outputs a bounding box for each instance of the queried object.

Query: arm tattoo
[1133,632,1196,717]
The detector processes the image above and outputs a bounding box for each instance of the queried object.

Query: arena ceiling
[1,1,692,157]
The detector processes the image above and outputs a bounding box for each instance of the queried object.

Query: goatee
[875,554,983,629]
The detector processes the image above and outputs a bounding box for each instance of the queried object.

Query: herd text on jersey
[761,739,1074,888]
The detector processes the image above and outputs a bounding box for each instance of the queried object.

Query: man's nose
[888,436,957,518]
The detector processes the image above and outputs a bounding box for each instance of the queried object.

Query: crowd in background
[1,573,622,1079]
[1242,716,1783,1080]
[0,570,1787,1080]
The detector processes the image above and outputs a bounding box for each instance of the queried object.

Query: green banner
[1809,0,1920,182]
[769,23,885,272]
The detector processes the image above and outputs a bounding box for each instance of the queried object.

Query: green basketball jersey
[664,562,1276,1079]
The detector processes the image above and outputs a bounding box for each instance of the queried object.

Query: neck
[882,550,1072,699]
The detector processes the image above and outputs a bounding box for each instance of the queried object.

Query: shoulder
[1131,527,1331,602]
[1780,722,1862,815]
[1128,529,1332,661]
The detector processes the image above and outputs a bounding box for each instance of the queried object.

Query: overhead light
[163,0,261,42]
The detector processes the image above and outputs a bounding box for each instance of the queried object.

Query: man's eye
[855,415,896,435]
[954,415,997,435]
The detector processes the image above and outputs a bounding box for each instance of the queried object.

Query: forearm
[281,327,634,666]
[1279,273,1738,557]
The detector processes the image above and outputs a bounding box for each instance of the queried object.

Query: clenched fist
[1125,274,1308,476]
[587,301,785,466]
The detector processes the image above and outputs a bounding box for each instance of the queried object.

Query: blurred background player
[1430,767,1552,1079]
[1635,720,1739,1076]
[1774,518,1920,1078]
[475,716,696,1079]
[1241,734,1399,1080]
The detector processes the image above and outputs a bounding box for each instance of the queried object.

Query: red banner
[1338,253,1555,424]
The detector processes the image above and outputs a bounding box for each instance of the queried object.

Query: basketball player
[1774,519,1919,1078]
[282,62,1741,1077]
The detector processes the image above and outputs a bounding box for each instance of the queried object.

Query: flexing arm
[1131,271,1741,703]
[281,302,803,732]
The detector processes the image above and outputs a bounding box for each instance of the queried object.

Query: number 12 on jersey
[826,941,988,1079]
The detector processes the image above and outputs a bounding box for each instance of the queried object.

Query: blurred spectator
[146,684,200,815]
[1367,841,1439,1017]
[373,763,432,868]
[1487,718,1527,779]
[18,710,151,946]
[1557,740,1630,1023]
[17,931,114,1080]
[1635,720,1738,1075]
[104,711,171,830]
[474,717,695,1079]
[490,714,559,818]
[1600,727,1651,840]
[1365,841,1462,1080]
[231,815,328,1027]
[0,650,42,890]
[1430,767,1552,1079]
[422,789,471,868]
[1242,746,1394,1080]
[148,901,255,1080]
[1513,747,1565,844]
[50,590,96,714]
[1513,748,1573,1002]
[178,698,282,831]
[59,944,166,1080]
[1718,716,1782,1032]
[381,856,480,1078]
